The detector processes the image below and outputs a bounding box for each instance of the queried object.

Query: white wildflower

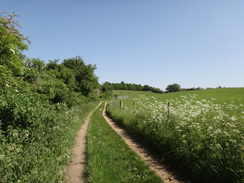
[216,144,222,150]
[212,129,222,135]
[230,116,237,121]
[25,131,29,137]
[233,129,240,134]
[229,139,237,143]
[207,126,213,131]
[0,155,5,160]
[223,131,230,137]
[10,48,15,54]
[13,132,18,137]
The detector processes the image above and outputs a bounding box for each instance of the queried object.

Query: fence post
[133,101,136,113]
[167,101,170,118]
[120,100,123,109]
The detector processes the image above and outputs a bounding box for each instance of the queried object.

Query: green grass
[112,88,244,114]
[108,88,244,183]
[0,101,99,183]
[87,103,163,183]
[113,87,244,103]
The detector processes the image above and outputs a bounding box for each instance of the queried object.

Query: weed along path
[65,102,102,183]
[102,102,185,183]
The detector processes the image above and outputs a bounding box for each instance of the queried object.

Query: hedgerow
[0,86,98,182]
[0,12,105,182]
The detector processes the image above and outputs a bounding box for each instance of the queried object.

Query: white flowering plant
[107,94,243,183]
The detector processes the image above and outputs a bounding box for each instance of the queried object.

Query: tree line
[103,81,163,93]
[0,11,110,107]
[0,11,110,140]
[0,12,112,182]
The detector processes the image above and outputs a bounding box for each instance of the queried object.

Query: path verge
[102,102,186,183]
[64,102,102,183]
[86,103,162,182]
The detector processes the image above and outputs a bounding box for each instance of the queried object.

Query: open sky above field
[2,0,244,90]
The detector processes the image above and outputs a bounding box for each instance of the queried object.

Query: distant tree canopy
[166,83,181,92]
[22,56,101,106]
[62,56,99,97]
[104,81,163,93]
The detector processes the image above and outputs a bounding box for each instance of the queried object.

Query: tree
[101,82,113,98]
[0,12,30,77]
[45,60,76,91]
[62,56,99,96]
[45,59,59,70]
[143,85,151,91]
[25,58,45,71]
[166,83,181,92]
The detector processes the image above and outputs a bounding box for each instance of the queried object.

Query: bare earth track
[65,102,187,183]
[65,102,102,183]
[102,102,186,183]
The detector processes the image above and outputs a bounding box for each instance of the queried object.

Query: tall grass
[0,95,98,183]
[87,103,163,183]
[107,90,244,183]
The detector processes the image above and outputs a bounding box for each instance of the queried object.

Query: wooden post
[120,100,123,109]
[167,101,170,118]
[133,101,136,113]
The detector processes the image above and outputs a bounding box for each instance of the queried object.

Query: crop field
[107,88,244,183]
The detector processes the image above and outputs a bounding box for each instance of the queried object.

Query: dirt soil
[65,102,188,183]
[64,102,101,183]
[102,102,188,183]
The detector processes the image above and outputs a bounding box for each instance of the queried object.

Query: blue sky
[2,0,244,90]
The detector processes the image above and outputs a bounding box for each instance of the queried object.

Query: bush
[0,86,99,182]
[0,90,56,134]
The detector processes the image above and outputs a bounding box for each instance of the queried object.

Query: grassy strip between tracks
[86,103,163,183]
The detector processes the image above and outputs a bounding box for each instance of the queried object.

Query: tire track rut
[65,101,188,183]
[65,102,102,183]
[102,102,188,183]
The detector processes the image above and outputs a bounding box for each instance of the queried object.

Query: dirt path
[65,102,102,183]
[65,101,187,183]
[102,102,187,183]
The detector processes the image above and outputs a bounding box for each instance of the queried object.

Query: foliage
[0,90,98,182]
[25,58,45,72]
[22,57,103,106]
[106,81,163,93]
[63,56,100,97]
[107,92,244,183]
[0,11,107,182]
[87,103,162,183]
[166,83,181,92]
[0,12,29,77]
[100,81,113,98]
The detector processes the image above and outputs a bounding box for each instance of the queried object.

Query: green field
[112,88,244,116]
[107,88,244,183]
[113,87,244,104]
